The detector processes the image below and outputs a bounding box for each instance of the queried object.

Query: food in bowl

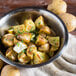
[1,15,60,65]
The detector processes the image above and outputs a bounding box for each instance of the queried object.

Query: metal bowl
[0,7,68,68]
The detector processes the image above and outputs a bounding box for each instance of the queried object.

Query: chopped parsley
[22,49,25,53]
[16,42,20,47]
[29,47,33,52]
[21,40,24,43]
[38,22,41,25]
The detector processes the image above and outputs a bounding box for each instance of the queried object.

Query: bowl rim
[0,7,68,68]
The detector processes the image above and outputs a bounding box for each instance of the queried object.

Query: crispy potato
[2,34,15,47]
[59,13,76,32]
[30,60,34,65]
[27,43,37,59]
[33,51,49,64]
[39,33,46,38]
[6,47,17,61]
[0,59,4,69]
[35,16,45,29]
[8,29,14,34]
[18,52,30,64]
[38,43,50,52]
[24,19,36,32]
[17,33,32,43]
[13,38,19,45]
[1,65,20,76]
[39,26,51,34]
[47,0,67,15]
[36,35,48,46]
[49,51,54,57]
[12,24,26,34]
[47,36,60,47]
[50,46,58,52]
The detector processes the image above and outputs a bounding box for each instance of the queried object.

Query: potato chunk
[27,43,37,59]
[36,35,47,46]
[13,42,27,53]
[12,24,26,34]
[49,51,54,57]
[18,52,30,64]
[47,36,60,47]
[2,34,15,47]
[6,47,17,61]
[39,26,51,34]
[50,46,58,52]
[17,33,32,43]
[24,19,35,32]
[33,52,49,64]
[35,16,45,29]
[38,43,50,52]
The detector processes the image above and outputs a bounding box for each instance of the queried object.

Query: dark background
[0,0,76,35]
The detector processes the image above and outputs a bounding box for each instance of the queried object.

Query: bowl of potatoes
[0,7,68,68]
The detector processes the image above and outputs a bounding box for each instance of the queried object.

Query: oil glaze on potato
[35,16,45,29]
[24,19,36,32]
[17,33,32,43]
[39,26,51,34]
[38,43,50,52]
[59,13,76,32]
[1,65,20,76]
[33,52,49,64]
[47,0,67,15]
[18,52,30,64]
[6,47,17,61]
[2,34,15,47]
[12,24,26,34]
[27,43,37,59]
[36,35,47,46]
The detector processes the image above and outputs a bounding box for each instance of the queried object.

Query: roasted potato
[50,46,58,51]
[38,43,50,52]
[17,33,32,43]
[18,52,30,64]
[39,33,46,38]
[36,35,47,46]
[24,19,36,32]
[12,24,26,34]
[27,43,37,59]
[2,34,15,47]
[8,29,14,34]
[33,51,49,64]
[47,0,67,15]
[49,51,54,57]
[35,16,45,29]
[1,65,20,76]
[39,26,51,34]
[30,60,34,65]
[59,13,76,32]
[47,36,60,47]
[0,59,4,69]
[13,38,19,45]
[6,47,17,61]
[31,34,35,41]
[13,42,27,53]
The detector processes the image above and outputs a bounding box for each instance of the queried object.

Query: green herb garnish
[29,48,32,52]
[21,40,24,43]
[22,49,27,54]
[16,42,20,47]
[38,22,41,25]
